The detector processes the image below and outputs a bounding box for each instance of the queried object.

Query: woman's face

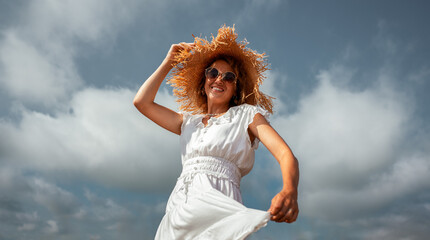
[204,59,236,106]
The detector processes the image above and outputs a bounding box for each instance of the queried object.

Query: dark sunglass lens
[223,72,236,82]
[206,68,219,79]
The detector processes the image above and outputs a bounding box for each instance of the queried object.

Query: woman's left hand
[268,189,299,223]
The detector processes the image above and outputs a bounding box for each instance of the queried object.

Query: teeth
[212,87,223,92]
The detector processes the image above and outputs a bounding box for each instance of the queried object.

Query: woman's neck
[206,102,229,115]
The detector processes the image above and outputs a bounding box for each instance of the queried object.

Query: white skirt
[155,157,270,240]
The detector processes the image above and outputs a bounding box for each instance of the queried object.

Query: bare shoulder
[249,112,270,127]
[248,113,271,140]
[248,112,287,148]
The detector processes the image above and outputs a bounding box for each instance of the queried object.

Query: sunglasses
[205,67,237,83]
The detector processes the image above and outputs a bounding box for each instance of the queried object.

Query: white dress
[155,104,271,240]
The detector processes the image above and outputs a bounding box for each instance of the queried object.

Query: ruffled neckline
[195,104,247,128]
[189,104,269,128]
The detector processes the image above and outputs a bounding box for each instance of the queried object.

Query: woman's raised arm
[133,43,194,135]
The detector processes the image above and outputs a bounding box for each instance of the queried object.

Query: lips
[211,86,225,92]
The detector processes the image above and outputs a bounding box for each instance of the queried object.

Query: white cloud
[264,63,429,221]
[16,212,39,222]
[24,0,138,45]
[84,189,131,222]
[0,0,182,192]
[279,67,409,187]
[0,31,82,107]
[44,220,59,234]
[242,54,430,239]
[32,178,79,217]
[18,223,35,231]
[260,70,288,113]
[0,0,139,108]
[302,156,430,220]
[1,87,181,192]
[74,209,87,219]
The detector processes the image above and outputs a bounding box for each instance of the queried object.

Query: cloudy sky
[1,0,429,239]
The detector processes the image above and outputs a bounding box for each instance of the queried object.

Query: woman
[134,26,299,239]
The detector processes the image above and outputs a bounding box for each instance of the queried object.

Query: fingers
[270,201,286,222]
[273,206,298,223]
[179,42,195,46]
[166,42,195,64]
[272,203,291,222]
[289,207,299,223]
[277,208,291,222]
[177,42,195,50]
[269,193,299,223]
[269,195,282,216]
[279,206,298,223]
[169,42,194,51]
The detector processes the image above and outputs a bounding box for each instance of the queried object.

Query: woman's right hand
[165,42,195,65]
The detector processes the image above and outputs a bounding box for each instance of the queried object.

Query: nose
[214,75,224,83]
[208,73,224,84]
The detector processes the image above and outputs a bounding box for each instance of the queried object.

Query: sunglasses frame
[205,67,237,83]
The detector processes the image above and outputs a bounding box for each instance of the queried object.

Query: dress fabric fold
[155,104,271,240]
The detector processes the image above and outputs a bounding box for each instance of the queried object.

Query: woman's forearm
[268,149,300,223]
[279,153,299,193]
[132,43,193,135]
[133,58,172,110]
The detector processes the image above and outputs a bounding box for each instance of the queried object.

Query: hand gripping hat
[168,25,273,114]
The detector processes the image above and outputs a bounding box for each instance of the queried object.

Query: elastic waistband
[180,156,241,187]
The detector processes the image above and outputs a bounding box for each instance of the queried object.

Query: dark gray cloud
[0,169,163,239]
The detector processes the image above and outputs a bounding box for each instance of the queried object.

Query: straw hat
[168,25,273,114]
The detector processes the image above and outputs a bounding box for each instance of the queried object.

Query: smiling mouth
[211,86,224,92]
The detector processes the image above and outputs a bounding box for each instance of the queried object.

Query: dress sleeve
[241,104,271,149]
[180,111,192,135]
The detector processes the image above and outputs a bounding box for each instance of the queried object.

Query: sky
[0,0,429,239]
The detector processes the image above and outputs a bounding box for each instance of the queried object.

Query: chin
[207,95,232,104]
